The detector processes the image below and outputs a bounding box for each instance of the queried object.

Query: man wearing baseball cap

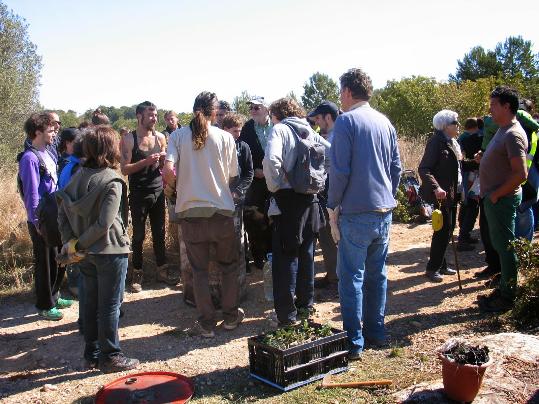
[309,101,339,290]
[239,96,273,269]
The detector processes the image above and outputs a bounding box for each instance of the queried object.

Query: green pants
[483,193,521,300]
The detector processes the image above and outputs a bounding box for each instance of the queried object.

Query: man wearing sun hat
[239,96,273,270]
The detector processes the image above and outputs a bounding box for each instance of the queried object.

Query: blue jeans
[337,211,391,354]
[515,205,534,241]
[79,254,127,362]
[271,220,315,324]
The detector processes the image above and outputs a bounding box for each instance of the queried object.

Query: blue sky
[5,0,539,114]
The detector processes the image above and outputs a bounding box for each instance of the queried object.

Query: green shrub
[511,238,539,327]
[393,184,414,223]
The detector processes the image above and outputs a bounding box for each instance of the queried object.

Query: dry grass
[398,136,427,173]
[0,170,33,294]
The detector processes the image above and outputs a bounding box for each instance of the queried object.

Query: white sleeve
[165,130,179,163]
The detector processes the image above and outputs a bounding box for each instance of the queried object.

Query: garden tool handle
[323,379,393,388]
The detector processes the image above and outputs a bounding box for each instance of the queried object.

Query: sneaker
[223,308,245,330]
[348,351,362,361]
[425,271,443,283]
[439,267,457,275]
[55,297,74,309]
[457,242,475,252]
[187,322,215,338]
[38,307,63,321]
[479,293,513,313]
[130,270,143,293]
[156,264,180,285]
[99,354,140,374]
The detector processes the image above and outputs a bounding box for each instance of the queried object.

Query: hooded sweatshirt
[56,167,130,254]
[263,117,330,193]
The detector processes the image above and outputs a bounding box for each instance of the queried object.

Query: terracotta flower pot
[438,352,493,402]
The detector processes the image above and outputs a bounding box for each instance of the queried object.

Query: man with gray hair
[328,68,401,360]
[239,96,273,269]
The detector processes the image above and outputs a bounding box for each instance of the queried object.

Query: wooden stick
[321,379,393,388]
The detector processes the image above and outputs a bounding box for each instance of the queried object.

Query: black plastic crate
[248,322,349,391]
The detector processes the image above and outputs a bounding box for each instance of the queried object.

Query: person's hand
[254,169,265,179]
[434,187,447,200]
[489,192,499,204]
[145,153,161,167]
[164,183,176,199]
[327,207,341,244]
[474,151,483,164]
[61,239,78,256]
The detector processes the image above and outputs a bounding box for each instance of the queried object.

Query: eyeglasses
[450,121,460,126]
[249,105,262,111]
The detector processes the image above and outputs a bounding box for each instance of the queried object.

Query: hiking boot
[459,236,479,244]
[130,269,143,293]
[474,266,500,279]
[485,273,501,289]
[156,264,180,285]
[55,297,74,309]
[99,354,140,374]
[187,322,215,338]
[425,271,443,283]
[84,356,99,369]
[439,267,457,276]
[223,308,245,330]
[38,307,63,321]
[314,277,338,290]
[456,242,475,252]
[476,288,501,302]
[479,292,513,313]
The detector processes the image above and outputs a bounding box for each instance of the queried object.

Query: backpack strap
[27,146,49,178]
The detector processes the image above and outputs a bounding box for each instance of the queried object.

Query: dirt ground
[0,221,537,403]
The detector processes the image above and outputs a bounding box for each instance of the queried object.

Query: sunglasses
[249,105,262,111]
[450,120,460,126]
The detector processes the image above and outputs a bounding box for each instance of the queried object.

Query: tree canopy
[0,2,42,166]
[301,72,340,112]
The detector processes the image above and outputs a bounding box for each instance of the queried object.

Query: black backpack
[17,148,62,247]
[282,122,326,194]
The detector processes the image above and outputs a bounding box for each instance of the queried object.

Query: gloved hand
[326,207,341,244]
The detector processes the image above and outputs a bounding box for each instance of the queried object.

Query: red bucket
[95,371,195,404]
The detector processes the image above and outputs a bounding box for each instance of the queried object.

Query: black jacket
[419,130,460,206]
[230,140,254,203]
[239,119,265,170]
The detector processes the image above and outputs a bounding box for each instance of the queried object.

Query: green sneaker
[39,307,63,321]
[56,298,74,309]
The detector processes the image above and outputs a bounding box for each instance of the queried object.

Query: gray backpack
[283,122,327,194]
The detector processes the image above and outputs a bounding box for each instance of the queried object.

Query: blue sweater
[328,103,402,214]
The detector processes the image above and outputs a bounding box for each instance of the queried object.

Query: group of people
[17,66,535,374]
[419,86,538,313]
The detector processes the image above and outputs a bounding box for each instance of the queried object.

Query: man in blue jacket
[328,68,402,360]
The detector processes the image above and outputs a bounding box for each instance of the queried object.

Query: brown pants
[180,214,240,329]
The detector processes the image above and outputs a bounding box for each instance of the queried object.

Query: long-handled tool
[319,373,392,389]
[450,232,463,291]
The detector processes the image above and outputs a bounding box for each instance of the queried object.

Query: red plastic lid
[95,371,195,404]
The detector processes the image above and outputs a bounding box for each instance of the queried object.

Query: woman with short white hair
[418,110,463,282]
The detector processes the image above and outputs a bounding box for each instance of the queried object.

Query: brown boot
[156,264,180,286]
[130,269,143,293]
